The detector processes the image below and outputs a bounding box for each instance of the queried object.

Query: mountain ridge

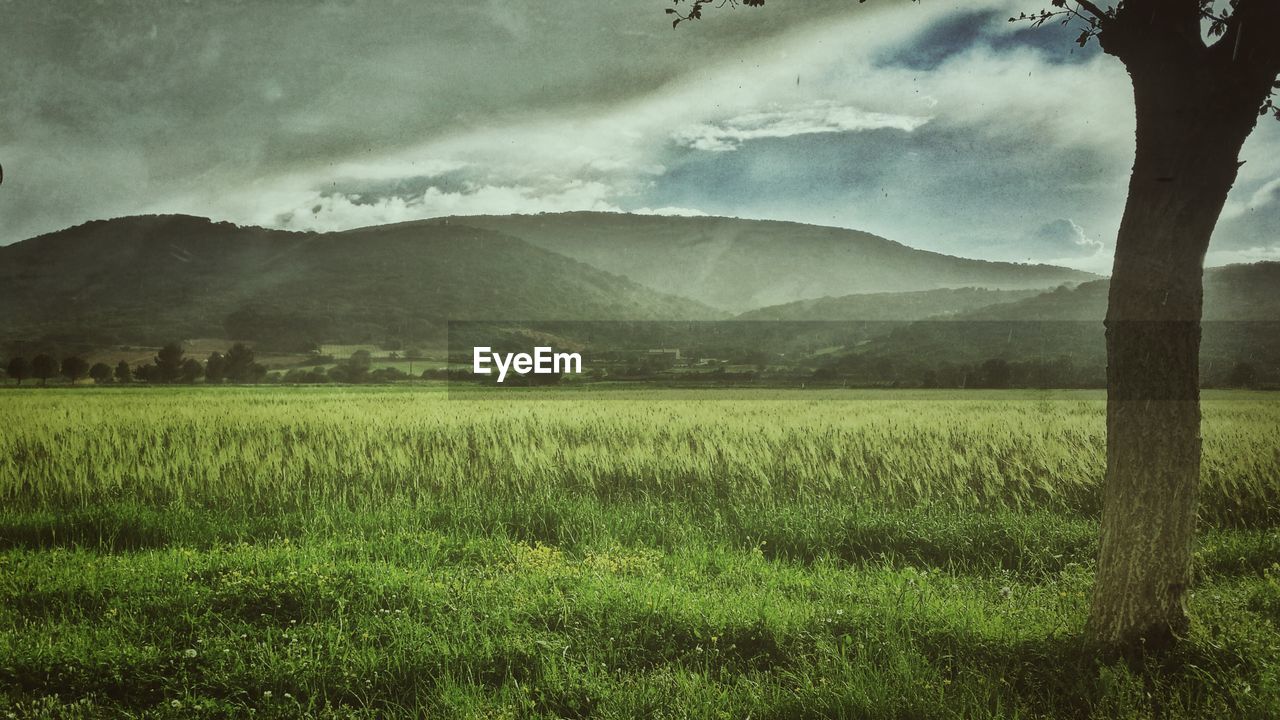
[733,287,1047,322]
[0,214,718,349]
[431,212,1098,312]
[734,263,1280,323]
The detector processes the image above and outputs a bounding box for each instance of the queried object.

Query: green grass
[1,387,1278,718]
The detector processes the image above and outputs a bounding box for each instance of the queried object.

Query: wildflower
[263,690,273,699]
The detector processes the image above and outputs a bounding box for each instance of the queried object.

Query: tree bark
[1086,26,1266,654]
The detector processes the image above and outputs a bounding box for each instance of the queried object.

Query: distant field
[1,388,1278,718]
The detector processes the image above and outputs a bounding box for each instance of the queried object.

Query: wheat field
[1,387,1278,718]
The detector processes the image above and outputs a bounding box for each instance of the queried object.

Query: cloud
[7,0,1280,279]
[271,180,622,232]
[1221,177,1280,221]
[241,0,1134,252]
[1026,218,1105,258]
[1206,244,1280,267]
[1213,174,1280,251]
[964,218,1109,271]
[2,0,1127,249]
[627,206,709,217]
[673,102,931,152]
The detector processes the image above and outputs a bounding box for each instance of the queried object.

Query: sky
[2,0,1278,273]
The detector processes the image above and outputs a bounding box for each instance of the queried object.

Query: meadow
[1,387,1278,719]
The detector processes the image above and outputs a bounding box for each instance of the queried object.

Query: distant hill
[7,211,1266,375]
[0,215,716,349]
[954,262,1280,322]
[444,213,1098,313]
[838,263,1280,381]
[735,287,1045,322]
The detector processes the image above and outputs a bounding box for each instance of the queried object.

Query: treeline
[808,354,1270,390]
[1,345,422,387]
[274,351,414,384]
[3,344,1270,389]
[2,342,267,386]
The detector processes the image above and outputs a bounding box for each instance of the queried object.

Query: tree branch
[1072,0,1111,22]
[1205,0,1280,119]
[1208,0,1280,70]
[1096,0,1203,65]
[1114,0,1202,42]
[665,0,1278,120]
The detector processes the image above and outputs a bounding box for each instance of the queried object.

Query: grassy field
[1,387,1278,718]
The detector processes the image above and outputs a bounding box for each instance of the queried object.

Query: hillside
[954,262,1280,322]
[743,261,1280,324]
[0,215,716,349]
[735,287,1045,321]
[837,263,1280,381]
[442,213,1097,313]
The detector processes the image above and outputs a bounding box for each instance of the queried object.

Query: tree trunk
[1086,55,1261,654]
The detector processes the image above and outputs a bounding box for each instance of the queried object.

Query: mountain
[0,215,716,349]
[955,262,1280,322]
[446,212,1097,313]
[734,287,1045,322]
[835,263,1280,381]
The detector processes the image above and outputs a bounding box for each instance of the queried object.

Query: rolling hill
[834,263,1280,381]
[0,215,716,349]
[734,287,1046,322]
[952,262,1280,322]
[5,211,1265,372]
[442,212,1098,313]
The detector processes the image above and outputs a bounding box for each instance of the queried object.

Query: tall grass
[1,387,1277,718]
[1,387,1276,525]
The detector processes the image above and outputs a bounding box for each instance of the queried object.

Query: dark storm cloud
[2,0,872,243]
[876,8,1100,71]
[2,0,1278,269]
[326,172,480,207]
